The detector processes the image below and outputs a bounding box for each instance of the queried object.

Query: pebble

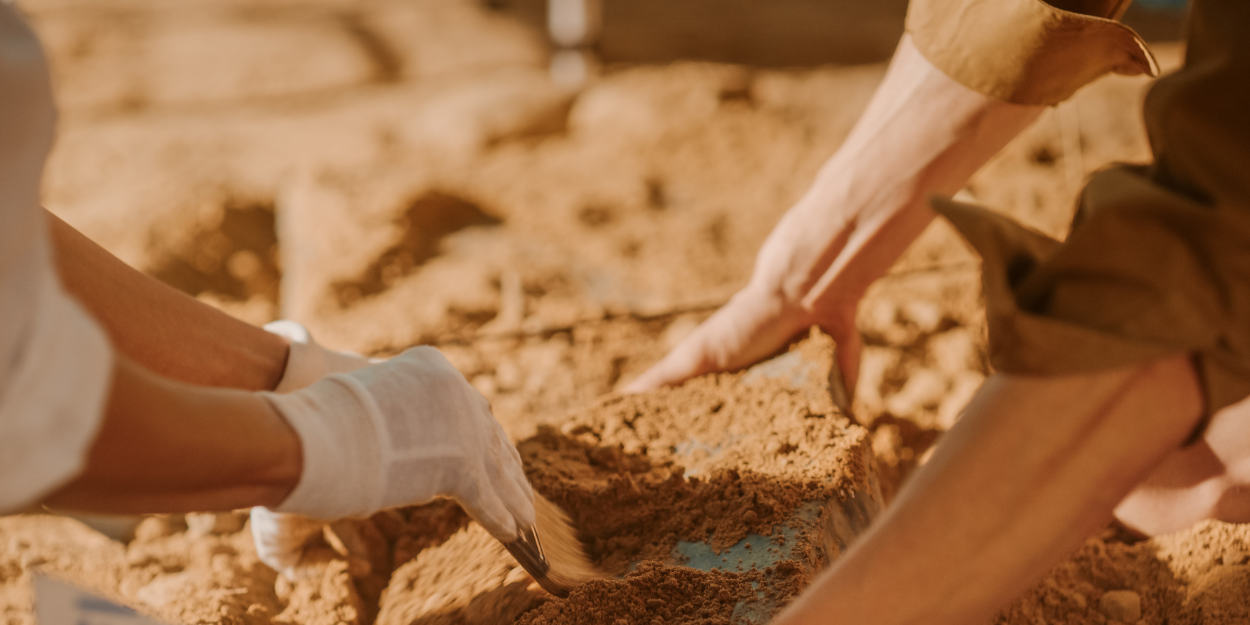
[1099,590,1142,623]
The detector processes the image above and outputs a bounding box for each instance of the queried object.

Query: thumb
[623,333,715,393]
[624,354,690,393]
[250,507,326,580]
[456,480,521,543]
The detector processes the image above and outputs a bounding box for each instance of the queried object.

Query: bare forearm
[775,356,1202,625]
[754,36,1043,308]
[47,210,288,391]
[44,355,301,514]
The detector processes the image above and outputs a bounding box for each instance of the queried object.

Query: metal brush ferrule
[503,524,569,597]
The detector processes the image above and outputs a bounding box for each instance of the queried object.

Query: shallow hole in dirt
[365,336,876,624]
[371,422,840,624]
[576,203,616,228]
[521,426,726,573]
[333,191,503,306]
[148,199,281,305]
[645,176,669,211]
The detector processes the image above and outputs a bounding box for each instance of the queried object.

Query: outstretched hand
[625,286,861,398]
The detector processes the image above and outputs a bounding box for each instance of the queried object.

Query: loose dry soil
[3,0,1249,624]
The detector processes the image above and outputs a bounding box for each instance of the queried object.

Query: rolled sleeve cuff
[907,0,1159,105]
[933,164,1250,428]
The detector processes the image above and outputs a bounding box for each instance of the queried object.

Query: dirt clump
[521,330,875,573]
[373,330,877,624]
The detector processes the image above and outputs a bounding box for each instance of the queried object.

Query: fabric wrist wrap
[262,375,387,520]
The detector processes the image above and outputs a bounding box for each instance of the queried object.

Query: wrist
[254,395,304,507]
[264,321,371,393]
[262,377,386,520]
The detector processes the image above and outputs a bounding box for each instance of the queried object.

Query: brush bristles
[534,493,603,589]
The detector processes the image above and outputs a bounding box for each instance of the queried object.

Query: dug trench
[3,330,878,625]
[377,329,880,625]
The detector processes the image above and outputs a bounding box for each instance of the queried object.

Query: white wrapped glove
[251,324,534,578]
[265,320,375,391]
[251,321,372,578]
[265,346,535,532]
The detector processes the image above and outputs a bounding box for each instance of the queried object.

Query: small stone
[1099,590,1141,623]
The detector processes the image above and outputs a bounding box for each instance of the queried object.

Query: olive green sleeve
[924,0,1250,430]
[906,0,1159,105]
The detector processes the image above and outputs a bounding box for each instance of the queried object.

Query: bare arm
[627,36,1043,393]
[39,216,303,512]
[1,3,292,515]
[47,210,289,391]
[775,355,1203,625]
[44,354,301,514]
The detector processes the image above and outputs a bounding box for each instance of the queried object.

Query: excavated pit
[4,332,880,625]
[375,329,881,624]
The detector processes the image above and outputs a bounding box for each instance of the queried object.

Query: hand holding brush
[250,323,598,595]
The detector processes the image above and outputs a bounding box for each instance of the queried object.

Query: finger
[476,434,536,537]
[487,428,537,523]
[497,465,537,529]
[502,442,536,504]
[250,508,325,578]
[483,417,531,498]
[625,310,745,393]
[461,482,520,542]
[490,418,526,470]
[622,344,706,393]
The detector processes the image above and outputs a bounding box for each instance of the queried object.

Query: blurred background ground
[3,0,1248,624]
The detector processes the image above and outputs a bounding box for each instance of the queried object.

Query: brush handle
[504,524,569,597]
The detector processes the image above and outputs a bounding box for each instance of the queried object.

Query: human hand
[627,35,1046,400]
[261,345,534,539]
[624,284,861,400]
[250,321,375,577]
[264,320,376,391]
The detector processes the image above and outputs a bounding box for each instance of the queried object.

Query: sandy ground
[3,0,1249,623]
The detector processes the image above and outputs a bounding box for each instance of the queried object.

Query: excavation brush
[503,493,602,597]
